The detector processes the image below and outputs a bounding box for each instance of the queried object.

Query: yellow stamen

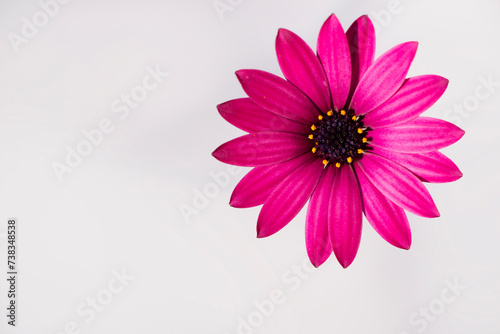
[318,115,323,120]
[357,149,363,154]
[362,137,368,143]
[327,110,333,116]
[357,128,363,134]
[335,162,341,168]
[315,142,319,145]
[347,157,353,163]
[311,124,317,131]
[340,110,346,116]
[352,115,357,121]
[322,159,328,166]
[312,147,317,153]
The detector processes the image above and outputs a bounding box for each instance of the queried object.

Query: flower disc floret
[309,109,372,166]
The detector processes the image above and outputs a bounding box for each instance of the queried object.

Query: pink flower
[212,14,464,268]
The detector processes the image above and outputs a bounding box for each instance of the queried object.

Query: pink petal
[346,15,376,101]
[356,165,411,249]
[276,28,331,112]
[305,166,336,267]
[230,153,313,208]
[357,153,440,218]
[217,98,310,134]
[212,132,310,167]
[236,69,319,124]
[350,41,418,115]
[371,146,463,183]
[257,159,324,238]
[363,75,449,128]
[328,165,363,268]
[370,117,465,153]
[317,14,352,111]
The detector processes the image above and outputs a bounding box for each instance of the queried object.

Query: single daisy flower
[212,14,464,268]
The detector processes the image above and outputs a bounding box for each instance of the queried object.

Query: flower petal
[305,166,336,267]
[230,153,313,208]
[276,28,331,112]
[257,159,323,238]
[356,165,411,249]
[317,14,352,111]
[328,165,363,268]
[363,75,449,128]
[350,41,418,115]
[371,146,463,183]
[212,132,310,167]
[346,15,376,101]
[357,153,440,218]
[370,117,465,153]
[217,98,310,134]
[236,69,319,123]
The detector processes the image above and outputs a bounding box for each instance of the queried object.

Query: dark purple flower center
[309,109,372,167]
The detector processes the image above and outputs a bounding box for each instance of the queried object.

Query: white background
[1,0,499,333]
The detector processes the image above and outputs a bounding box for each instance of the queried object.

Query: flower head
[212,14,464,268]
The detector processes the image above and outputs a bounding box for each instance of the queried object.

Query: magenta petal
[230,153,313,208]
[236,69,319,123]
[364,75,449,128]
[370,117,465,153]
[350,42,418,115]
[346,15,376,101]
[257,159,324,238]
[357,154,440,218]
[356,166,411,249]
[212,132,310,167]
[276,29,331,112]
[371,146,463,183]
[328,166,363,268]
[305,166,336,267]
[217,98,309,134]
[317,14,352,111]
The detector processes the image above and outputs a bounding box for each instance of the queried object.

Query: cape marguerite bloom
[212,14,464,268]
